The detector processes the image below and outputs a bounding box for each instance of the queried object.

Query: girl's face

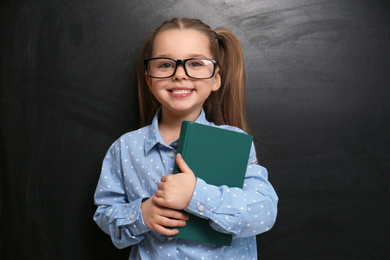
[146,29,221,120]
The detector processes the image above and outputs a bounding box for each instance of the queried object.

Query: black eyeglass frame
[144,57,219,79]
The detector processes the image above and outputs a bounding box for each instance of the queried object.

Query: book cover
[172,121,253,246]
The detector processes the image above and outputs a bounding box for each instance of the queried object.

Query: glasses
[144,58,219,79]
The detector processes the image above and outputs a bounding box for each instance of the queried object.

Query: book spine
[173,121,192,174]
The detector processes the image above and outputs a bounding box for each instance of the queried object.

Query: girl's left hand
[154,153,196,210]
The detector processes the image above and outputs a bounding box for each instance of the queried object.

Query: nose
[172,64,188,80]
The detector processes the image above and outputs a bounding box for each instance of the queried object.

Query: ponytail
[204,28,248,133]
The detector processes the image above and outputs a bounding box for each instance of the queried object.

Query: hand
[140,194,189,236]
[154,153,196,210]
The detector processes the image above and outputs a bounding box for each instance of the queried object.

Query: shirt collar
[194,109,209,125]
[144,108,210,154]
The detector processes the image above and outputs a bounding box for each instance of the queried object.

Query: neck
[158,108,201,145]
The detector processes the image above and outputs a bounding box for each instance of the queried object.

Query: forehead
[152,29,212,58]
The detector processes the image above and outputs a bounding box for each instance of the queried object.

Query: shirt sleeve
[93,141,150,249]
[184,142,278,237]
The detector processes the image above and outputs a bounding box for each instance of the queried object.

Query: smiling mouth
[170,89,193,94]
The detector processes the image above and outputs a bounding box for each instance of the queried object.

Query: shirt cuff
[185,178,220,219]
[118,198,150,236]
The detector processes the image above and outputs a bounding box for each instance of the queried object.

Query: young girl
[93,17,278,259]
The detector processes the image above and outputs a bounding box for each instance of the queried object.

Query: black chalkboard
[1,0,389,259]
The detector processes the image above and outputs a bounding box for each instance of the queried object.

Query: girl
[93,17,278,259]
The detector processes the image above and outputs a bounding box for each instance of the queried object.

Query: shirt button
[130,214,134,220]
[169,151,175,158]
[198,205,205,212]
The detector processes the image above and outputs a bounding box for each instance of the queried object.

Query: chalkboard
[1,0,389,259]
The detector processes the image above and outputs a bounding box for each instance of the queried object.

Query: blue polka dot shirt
[93,109,278,259]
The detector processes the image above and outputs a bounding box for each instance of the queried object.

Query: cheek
[147,79,158,94]
[147,80,166,97]
[145,74,159,92]
[204,78,219,92]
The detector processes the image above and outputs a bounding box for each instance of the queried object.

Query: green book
[172,121,253,246]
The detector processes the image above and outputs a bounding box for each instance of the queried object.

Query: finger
[176,153,193,174]
[168,210,189,221]
[153,201,189,221]
[157,181,165,191]
[151,212,187,236]
[153,192,168,208]
[155,190,164,199]
[154,225,179,236]
[160,174,168,182]
[160,217,187,228]
[158,206,189,221]
[161,206,189,221]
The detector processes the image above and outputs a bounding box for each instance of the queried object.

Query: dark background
[1,0,389,259]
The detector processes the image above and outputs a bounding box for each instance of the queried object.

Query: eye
[187,59,206,68]
[158,62,175,69]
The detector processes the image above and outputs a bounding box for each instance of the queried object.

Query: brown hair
[137,18,248,133]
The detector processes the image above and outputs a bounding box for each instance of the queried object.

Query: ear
[212,68,221,92]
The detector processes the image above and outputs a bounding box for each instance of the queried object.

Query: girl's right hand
[140,194,189,236]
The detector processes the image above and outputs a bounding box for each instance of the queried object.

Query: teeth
[171,89,192,94]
